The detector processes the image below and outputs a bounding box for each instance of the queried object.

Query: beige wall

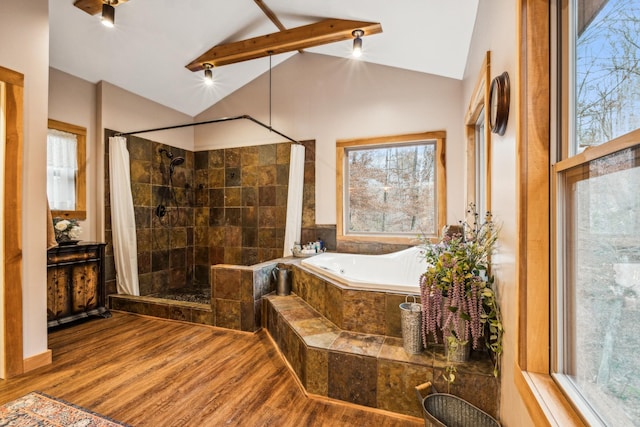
[48,68,97,240]
[48,74,196,241]
[462,1,533,425]
[97,81,194,150]
[0,0,50,359]
[194,53,467,225]
[96,81,195,241]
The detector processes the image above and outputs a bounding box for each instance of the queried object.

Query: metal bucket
[415,382,501,427]
[400,295,423,354]
[272,263,292,296]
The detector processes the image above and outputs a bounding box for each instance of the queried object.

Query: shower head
[170,157,185,168]
[169,156,185,173]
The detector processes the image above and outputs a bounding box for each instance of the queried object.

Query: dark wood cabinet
[47,242,110,328]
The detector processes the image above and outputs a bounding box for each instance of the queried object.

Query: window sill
[515,366,587,426]
[337,234,430,246]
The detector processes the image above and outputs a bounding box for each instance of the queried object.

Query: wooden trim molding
[23,349,52,373]
[516,1,586,425]
[465,51,492,212]
[518,0,551,375]
[0,65,24,378]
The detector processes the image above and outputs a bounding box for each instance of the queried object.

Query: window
[553,1,640,425]
[47,119,86,219]
[47,128,77,210]
[336,131,446,243]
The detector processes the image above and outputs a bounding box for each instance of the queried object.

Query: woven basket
[415,382,500,427]
[400,295,423,354]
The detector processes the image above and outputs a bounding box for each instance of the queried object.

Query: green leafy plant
[419,203,503,377]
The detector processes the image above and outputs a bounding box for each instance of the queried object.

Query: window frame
[517,0,638,425]
[465,51,492,214]
[552,128,640,426]
[47,119,87,220]
[336,131,446,245]
[0,65,24,378]
[515,0,589,424]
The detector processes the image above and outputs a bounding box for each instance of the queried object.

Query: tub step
[263,294,498,419]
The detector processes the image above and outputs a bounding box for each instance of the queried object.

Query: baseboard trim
[23,349,52,373]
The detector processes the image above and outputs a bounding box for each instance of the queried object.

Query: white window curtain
[46,129,77,210]
[109,136,140,296]
[283,143,305,257]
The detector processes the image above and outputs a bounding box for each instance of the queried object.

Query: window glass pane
[575,0,640,152]
[560,146,640,425]
[346,141,436,235]
[475,109,487,216]
[47,128,77,211]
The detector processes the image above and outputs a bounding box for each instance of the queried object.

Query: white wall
[0,0,50,359]
[194,53,467,225]
[462,1,533,425]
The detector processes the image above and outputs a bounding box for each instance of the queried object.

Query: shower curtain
[109,136,140,295]
[283,143,305,257]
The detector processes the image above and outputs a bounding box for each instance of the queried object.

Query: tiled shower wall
[195,139,316,266]
[104,129,316,297]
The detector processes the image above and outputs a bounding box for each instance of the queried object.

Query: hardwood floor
[0,312,422,426]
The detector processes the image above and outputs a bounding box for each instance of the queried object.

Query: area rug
[0,391,130,426]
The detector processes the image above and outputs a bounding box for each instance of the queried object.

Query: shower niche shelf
[46,242,110,328]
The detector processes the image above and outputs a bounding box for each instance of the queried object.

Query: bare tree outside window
[576,0,640,151]
[557,0,640,424]
[346,141,436,236]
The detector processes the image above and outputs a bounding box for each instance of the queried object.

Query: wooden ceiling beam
[253,0,304,54]
[186,18,382,72]
[73,0,128,16]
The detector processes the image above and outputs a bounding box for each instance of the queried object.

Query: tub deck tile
[329,331,385,357]
[379,337,433,366]
[280,304,319,323]
[266,294,307,312]
[291,317,341,348]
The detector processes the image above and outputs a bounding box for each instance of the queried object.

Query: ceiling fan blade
[73,0,129,16]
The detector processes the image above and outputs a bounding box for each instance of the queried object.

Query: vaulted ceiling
[49,0,479,117]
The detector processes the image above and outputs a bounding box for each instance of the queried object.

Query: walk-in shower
[105,123,313,324]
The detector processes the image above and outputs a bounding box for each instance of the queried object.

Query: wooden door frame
[1,65,24,378]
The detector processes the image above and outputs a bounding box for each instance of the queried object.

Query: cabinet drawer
[48,248,99,264]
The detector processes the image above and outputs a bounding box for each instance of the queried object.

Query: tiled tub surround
[263,265,499,418]
[293,264,411,337]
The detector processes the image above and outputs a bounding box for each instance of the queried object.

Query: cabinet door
[71,261,99,313]
[47,267,71,320]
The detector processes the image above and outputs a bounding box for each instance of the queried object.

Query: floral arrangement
[53,218,82,243]
[419,203,503,376]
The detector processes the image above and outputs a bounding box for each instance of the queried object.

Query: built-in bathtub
[300,246,426,294]
[269,246,499,418]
